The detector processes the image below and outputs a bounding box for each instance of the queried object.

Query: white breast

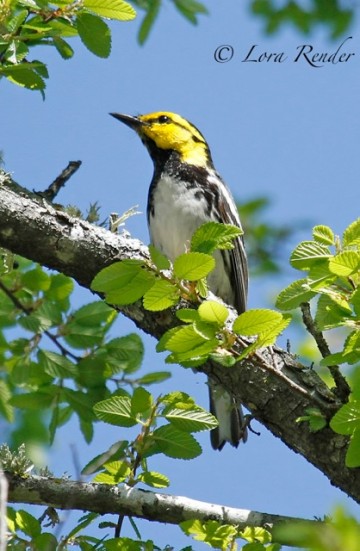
[149,174,235,305]
[149,175,209,258]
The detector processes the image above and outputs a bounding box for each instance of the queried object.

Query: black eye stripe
[145,115,207,146]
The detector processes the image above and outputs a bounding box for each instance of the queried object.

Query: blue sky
[2,2,360,549]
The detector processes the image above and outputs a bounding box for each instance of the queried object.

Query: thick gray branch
[7,473,317,546]
[0,172,359,504]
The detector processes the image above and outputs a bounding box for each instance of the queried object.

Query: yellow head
[110,111,213,168]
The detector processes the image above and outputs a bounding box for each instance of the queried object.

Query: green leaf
[191,222,242,254]
[107,461,132,484]
[148,244,170,270]
[93,396,137,427]
[137,371,171,385]
[181,519,237,548]
[105,333,144,373]
[343,218,360,247]
[193,319,217,340]
[82,442,127,475]
[176,308,199,323]
[9,389,57,410]
[138,0,160,44]
[2,65,46,91]
[296,407,327,432]
[63,324,103,349]
[343,330,360,359]
[93,471,119,484]
[63,389,94,422]
[92,260,155,304]
[38,349,77,378]
[143,278,179,311]
[152,425,201,459]
[307,262,337,291]
[166,338,218,365]
[46,18,78,37]
[157,325,208,354]
[174,0,208,23]
[34,301,63,329]
[328,251,360,277]
[62,301,117,348]
[254,314,291,347]
[276,279,316,310]
[173,252,215,280]
[15,510,41,538]
[240,526,272,545]
[80,418,94,444]
[350,288,360,317]
[72,301,115,326]
[330,400,360,435]
[0,380,14,422]
[131,387,152,415]
[53,36,74,59]
[84,0,136,20]
[92,260,144,292]
[320,352,352,367]
[290,241,331,270]
[346,429,360,468]
[65,512,99,540]
[6,9,28,33]
[33,533,57,551]
[45,273,74,301]
[315,294,352,330]
[5,40,29,64]
[21,267,50,291]
[137,471,169,488]
[76,13,111,58]
[198,300,228,326]
[210,349,236,367]
[312,225,335,245]
[165,406,217,432]
[233,309,283,336]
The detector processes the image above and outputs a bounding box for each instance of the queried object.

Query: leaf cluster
[251,0,353,38]
[276,220,360,466]
[277,221,360,365]
[132,0,207,45]
[0,0,136,93]
[181,519,280,551]
[92,222,290,368]
[0,254,170,448]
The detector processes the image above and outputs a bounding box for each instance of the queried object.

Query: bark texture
[0,172,359,504]
[6,473,317,544]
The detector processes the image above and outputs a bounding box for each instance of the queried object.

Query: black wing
[216,177,248,314]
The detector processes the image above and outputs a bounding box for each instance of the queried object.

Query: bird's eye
[158,115,169,124]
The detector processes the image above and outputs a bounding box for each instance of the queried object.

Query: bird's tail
[208,380,248,451]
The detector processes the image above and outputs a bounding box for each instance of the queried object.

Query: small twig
[0,280,80,362]
[300,302,350,402]
[252,348,323,404]
[35,161,82,202]
[114,516,124,538]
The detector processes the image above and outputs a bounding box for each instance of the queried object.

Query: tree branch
[300,302,351,402]
[0,171,359,504]
[35,161,82,202]
[7,473,318,546]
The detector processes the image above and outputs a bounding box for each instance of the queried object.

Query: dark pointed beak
[110,113,144,130]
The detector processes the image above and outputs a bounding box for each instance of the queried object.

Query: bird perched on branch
[111,111,248,450]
